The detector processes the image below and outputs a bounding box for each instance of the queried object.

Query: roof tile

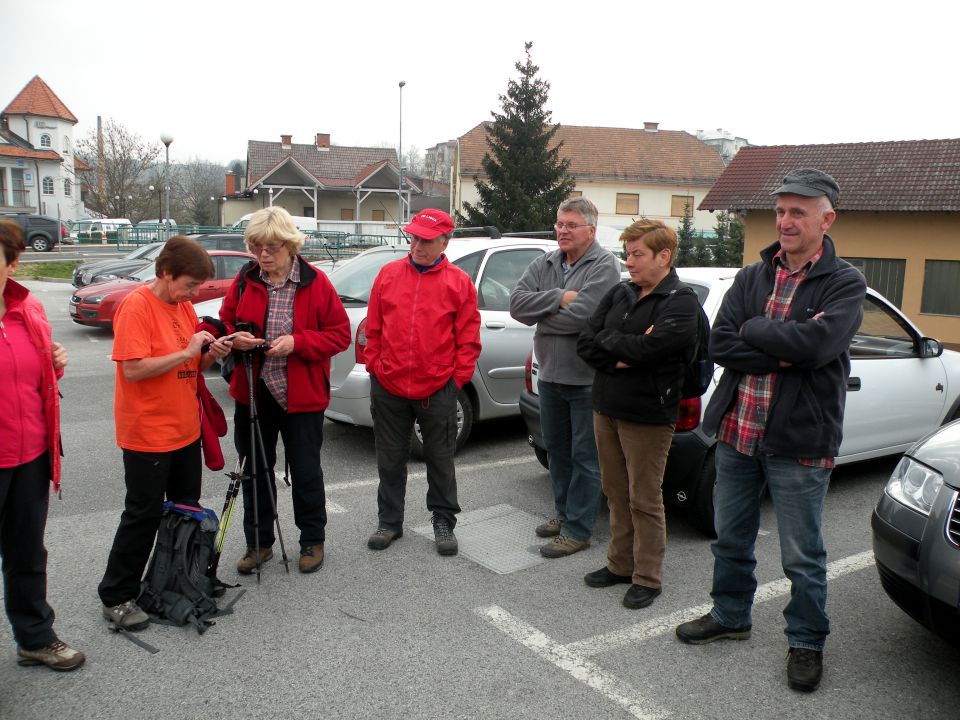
[3,76,78,123]
[247,140,397,187]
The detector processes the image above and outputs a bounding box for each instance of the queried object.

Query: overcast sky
[4,0,958,167]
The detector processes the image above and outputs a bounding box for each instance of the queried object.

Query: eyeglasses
[554,222,594,232]
[251,243,284,255]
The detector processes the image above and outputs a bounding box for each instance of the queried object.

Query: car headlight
[884,456,943,515]
[84,294,107,305]
[95,274,119,282]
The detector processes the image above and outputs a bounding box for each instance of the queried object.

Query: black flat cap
[771,168,840,208]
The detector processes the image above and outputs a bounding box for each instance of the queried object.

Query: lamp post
[398,80,405,227]
[160,133,173,239]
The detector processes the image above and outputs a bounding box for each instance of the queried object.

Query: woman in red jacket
[0,218,84,671]
[219,207,350,575]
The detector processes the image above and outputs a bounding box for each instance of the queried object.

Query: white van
[72,218,133,242]
[232,213,317,234]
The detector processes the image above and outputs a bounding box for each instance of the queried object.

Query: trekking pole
[243,351,263,584]
[216,457,245,556]
[253,412,291,574]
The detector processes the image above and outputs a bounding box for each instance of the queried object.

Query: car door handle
[485,321,506,330]
[847,377,861,391]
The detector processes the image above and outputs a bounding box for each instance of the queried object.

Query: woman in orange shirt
[97,237,232,631]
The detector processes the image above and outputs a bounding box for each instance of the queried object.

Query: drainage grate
[413,504,546,574]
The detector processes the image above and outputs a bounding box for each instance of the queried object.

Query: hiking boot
[102,600,150,631]
[17,639,85,672]
[367,527,402,550]
[236,547,273,575]
[535,518,562,538]
[622,584,661,609]
[539,534,589,558]
[584,566,632,588]
[787,648,823,692]
[298,544,324,573]
[432,516,458,556]
[675,613,751,644]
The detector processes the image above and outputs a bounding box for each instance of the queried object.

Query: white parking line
[478,549,876,718]
[324,455,539,493]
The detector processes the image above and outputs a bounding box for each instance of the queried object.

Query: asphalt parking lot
[1,280,958,720]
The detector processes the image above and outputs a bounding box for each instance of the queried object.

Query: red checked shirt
[259,260,300,410]
[717,248,833,468]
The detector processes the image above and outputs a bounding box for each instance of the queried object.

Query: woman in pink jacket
[0,218,84,671]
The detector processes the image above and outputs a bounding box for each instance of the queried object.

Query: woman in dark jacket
[577,219,699,610]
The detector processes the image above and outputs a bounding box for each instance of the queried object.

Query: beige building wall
[224,191,403,226]
[742,211,960,345]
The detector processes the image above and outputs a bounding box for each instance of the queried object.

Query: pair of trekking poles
[212,345,292,583]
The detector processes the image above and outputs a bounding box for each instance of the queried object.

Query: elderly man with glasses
[510,198,621,557]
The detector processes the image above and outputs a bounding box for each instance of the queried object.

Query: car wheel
[410,389,473,459]
[534,445,549,469]
[31,235,51,252]
[690,446,717,538]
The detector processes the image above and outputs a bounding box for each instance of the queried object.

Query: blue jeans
[538,380,602,541]
[709,442,832,651]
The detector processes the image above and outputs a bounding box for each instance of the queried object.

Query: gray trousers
[370,375,460,531]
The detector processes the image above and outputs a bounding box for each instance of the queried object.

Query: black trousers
[98,441,202,607]
[234,380,327,549]
[370,376,460,532]
[1,452,56,650]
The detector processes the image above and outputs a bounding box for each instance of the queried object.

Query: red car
[69,250,253,328]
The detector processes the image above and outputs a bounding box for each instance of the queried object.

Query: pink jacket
[3,279,63,493]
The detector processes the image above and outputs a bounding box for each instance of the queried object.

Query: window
[567,190,582,199]
[63,136,70,153]
[218,254,252,281]
[371,209,385,221]
[42,176,55,195]
[40,134,52,148]
[615,193,639,215]
[64,179,72,197]
[302,207,314,218]
[340,208,355,221]
[843,257,905,307]
[921,260,960,316]
[671,195,695,217]
[850,295,918,358]
[451,251,484,282]
[476,248,545,311]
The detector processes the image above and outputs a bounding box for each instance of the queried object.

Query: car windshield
[128,263,157,281]
[124,244,159,261]
[328,248,406,303]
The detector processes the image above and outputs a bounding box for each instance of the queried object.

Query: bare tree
[176,158,227,225]
[75,118,161,219]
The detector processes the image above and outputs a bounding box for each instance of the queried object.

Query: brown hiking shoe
[535,518,562,538]
[17,639,86,671]
[539,534,589,558]
[102,599,150,631]
[237,547,273,574]
[299,544,324,573]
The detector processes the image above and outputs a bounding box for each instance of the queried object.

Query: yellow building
[700,140,960,346]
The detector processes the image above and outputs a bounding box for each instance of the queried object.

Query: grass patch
[16,261,82,280]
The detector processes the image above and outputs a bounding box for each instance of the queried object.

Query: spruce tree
[459,42,575,232]
[675,202,698,267]
[712,211,745,266]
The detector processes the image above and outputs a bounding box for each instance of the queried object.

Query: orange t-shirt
[112,285,201,452]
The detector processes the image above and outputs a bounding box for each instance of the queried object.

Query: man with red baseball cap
[364,209,481,556]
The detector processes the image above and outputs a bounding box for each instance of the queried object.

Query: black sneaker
[675,613,751,644]
[584,566,632,588]
[367,527,402,550]
[622,584,661,609]
[787,648,823,692]
[432,516,458,556]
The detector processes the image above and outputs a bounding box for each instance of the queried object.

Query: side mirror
[919,337,944,358]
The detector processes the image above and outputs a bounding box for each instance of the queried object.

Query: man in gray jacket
[510,198,621,557]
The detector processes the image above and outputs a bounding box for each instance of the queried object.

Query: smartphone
[221,333,237,342]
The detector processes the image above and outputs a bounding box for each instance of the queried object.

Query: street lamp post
[160,133,173,239]
[398,80,405,228]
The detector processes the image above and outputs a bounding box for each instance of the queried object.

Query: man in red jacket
[364,209,481,556]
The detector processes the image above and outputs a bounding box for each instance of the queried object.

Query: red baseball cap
[403,209,455,240]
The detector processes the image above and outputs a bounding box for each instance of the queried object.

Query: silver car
[326,237,559,456]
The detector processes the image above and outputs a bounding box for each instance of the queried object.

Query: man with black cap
[364,209,481,556]
[675,169,866,692]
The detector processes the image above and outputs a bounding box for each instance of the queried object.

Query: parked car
[520,267,960,536]
[135,219,178,242]
[189,233,248,252]
[2,213,71,252]
[872,419,960,644]
[69,250,254,329]
[72,242,165,287]
[71,218,132,243]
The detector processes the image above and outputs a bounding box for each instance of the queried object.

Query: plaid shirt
[717,248,833,468]
[259,260,300,411]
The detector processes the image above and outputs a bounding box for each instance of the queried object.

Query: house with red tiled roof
[455,122,726,233]
[700,140,960,344]
[1,76,85,220]
[223,133,419,233]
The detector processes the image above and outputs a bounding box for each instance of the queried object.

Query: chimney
[225,173,236,196]
[315,133,330,151]
[281,134,292,149]
[643,122,659,132]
